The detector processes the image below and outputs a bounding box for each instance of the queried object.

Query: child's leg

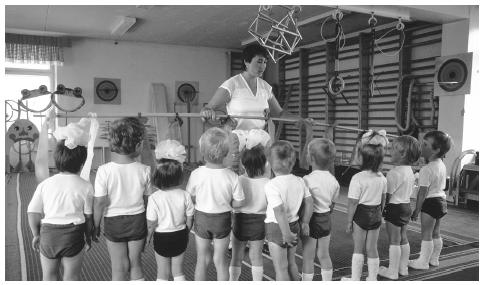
[171,252,186,281]
[409,212,436,269]
[61,251,85,280]
[248,240,264,281]
[399,225,410,275]
[39,255,60,281]
[213,236,230,281]
[229,236,246,281]
[268,242,290,281]
[154,253,171,281]
[365,227,381,281]
[317,235,333,281]
[287,245,299,281]
[343,222,365,281]
[127,239,145,280]
[379,222,401,279]
[301,235,317,280]
[106,240,130,280]
[430,218,443,266]
[194,235,211,281]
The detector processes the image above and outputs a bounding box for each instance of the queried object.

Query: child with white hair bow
[28,108,98,280]
[229,129,271,281]
[146,139,194,281]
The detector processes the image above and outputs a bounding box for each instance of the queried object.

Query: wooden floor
[5,172,479,281]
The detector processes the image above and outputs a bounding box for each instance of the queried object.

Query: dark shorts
[153,227,189,258]
[383,203,411,227]
[309,212,331,239]
[194,210,231,239]
[265,221,300,248]
[40,223,85,259]
[353,204,382,231]
[421,197,448,220]
[233,213,265,241]
[104,212,147,242]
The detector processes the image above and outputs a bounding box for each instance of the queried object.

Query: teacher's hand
[200,107,217,122]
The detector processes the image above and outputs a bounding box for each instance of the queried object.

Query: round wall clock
[96,80,119,102]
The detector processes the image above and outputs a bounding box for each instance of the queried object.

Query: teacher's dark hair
[242,44,269,70]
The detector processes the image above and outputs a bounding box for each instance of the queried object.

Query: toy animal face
[7,119,39,143]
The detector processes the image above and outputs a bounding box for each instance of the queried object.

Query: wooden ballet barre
[33,112,397,137]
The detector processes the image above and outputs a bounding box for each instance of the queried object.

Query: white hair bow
[53,118,91,149]
[360,129,389,147]
[155,139,186,163]
[232,129,271,151]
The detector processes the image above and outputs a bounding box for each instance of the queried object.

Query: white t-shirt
[386,165,415,204]
[303,170,340,213]
[146,188,195,233]
[27,173,94,225]
[221,74,274,130]
[418,159,447,199]
[94,161,151,217]
[264,174,311,224]
[186,166,244,213]
[236,175,269,215]
[348,170,387,206]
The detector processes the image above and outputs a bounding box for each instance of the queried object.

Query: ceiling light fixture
[111,16,137,37]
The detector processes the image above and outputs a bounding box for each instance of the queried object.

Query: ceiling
[5,5,473,50]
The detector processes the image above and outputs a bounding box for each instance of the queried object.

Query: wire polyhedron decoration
[248,5,303,63]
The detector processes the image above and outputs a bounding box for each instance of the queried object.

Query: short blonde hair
[199,127,230,164]
[269,140,296,172]
[307,138,336,168]
[393,135,421,164]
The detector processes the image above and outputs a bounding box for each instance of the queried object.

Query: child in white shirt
[146,139,194,281]
[27,110,96,281]
[342,130,388,281]
[264,140,313,281]
[379,135,421,279]
[409,130,452,270]
[229,129,271,281]
[301,138,340,281]
[186,127,245,281]
[93,117,152,281]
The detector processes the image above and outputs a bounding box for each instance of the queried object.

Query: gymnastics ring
[51,86,85,113]
[328,75,345,96]
[396,19,405,31]
[368,13,378,27]
[332,9,343,21]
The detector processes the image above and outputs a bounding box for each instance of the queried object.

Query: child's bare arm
[35,109,55,183]
[140,136,156,175]
[146,219,157,248]
[27,212,42,252]
[411,186,429,220]
[232,198,244,208]
[381,193,387,213]
[346,198,359,233]
[93,196,109,241]
[84,214,93,251]
[186,215,194,230]
[273,204,297,246]
[300,196,314,236]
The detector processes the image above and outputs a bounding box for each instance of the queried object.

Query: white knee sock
[156,278,168,281]
[251,266,263,281]
[409,240,433,269]
[131,277,145,281]
[379,245,400,280]
[366,258,379,281]
[173,275,186,281]
[229,266,241,281]
[350,253,364,281]
[321,268,333,281]
[430,237,443,266]
[399,243,410,275]
[301,272,314,281]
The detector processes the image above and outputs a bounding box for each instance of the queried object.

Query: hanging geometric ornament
[248,5,303,63]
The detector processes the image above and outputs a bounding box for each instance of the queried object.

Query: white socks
[409,240,433,270]
[379,245,400,280]
[342,253,364,281]
[399,243,410,275]
[156,278,168,281]
[173,275,186,281]
[430,237,443,266]
[321,268,333,281]
[301,272,314,281]
[229,266,241,281]
[131,278,145,281]
[366,258,379,281]
[251,266,263,281]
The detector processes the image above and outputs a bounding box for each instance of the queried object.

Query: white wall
[56,38,230,162]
